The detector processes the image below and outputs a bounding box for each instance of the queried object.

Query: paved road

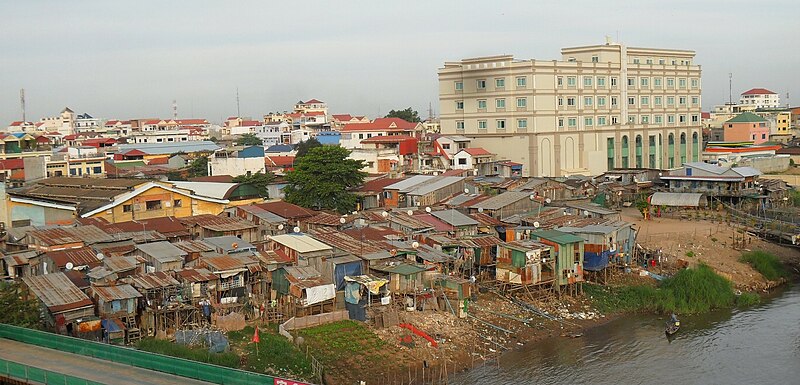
[0,338,214,385]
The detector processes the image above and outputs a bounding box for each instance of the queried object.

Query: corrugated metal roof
[202,254,257,272]
[469,191,534,210]
[116,141,220,155]
[236,205,286,223]
[384,175,434,191]
[135,241,187,263]
[174,240,215,253]
[431,209,479,227]
[27,225,113,246]
[532,229,585,244]
[175,268,218,283]
[270,234,333,253]
[406,177,463,196]
[171,181,239,200]
[179,214,257,232]
[92,284,143,301]
[104,256,144,273]
[22,272,94,313]
[45,247,101,268]
[203,236,256,253]
[124,271,180,290]
[565,202,617,216]
[649,192,705,207]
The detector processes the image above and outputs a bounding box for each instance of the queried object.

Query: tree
[294,137,322,158]
[187,155,209,178]
[232,171,275,198]
[237,133,263,146]
[166,170,187,181]
[284,146,366,213]
[384,107,421,123]
[0,282,41,329]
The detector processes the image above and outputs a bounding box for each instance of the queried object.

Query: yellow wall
[90,185,225,223]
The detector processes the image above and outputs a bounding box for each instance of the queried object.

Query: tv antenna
[236,87,241,118]
[728,73,733,104]
[172,99,178,119]
[20,89,26,122]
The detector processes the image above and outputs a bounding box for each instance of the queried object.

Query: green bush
[735,292,761,307]
[740,251,788,281]
[685,251,695,258]
[228,326,313,379]
[136,338,240,368]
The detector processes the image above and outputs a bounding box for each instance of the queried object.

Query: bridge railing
[0,357,104,385]
[0,324,292,385]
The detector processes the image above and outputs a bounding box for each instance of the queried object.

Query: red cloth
[252,326,260,343]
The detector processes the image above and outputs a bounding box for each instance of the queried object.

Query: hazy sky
[1,1,797,125]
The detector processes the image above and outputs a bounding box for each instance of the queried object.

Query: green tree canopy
[237,133,263,146]
[187,155,209,178]
[0,282,41,329]
[385,107,421,123]
[284,146,366,213]
[232,171,275,198]
[294,137,322,158]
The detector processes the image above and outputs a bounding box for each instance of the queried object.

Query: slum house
[355,176,404,209]
[468,191,541,220]
[382,175,465,208]
[369,262,427,294]
[224,204,288,237]
[87,255,147,284]
[128,241,187,272]
[200,253,261,305]
[179,214,259,243]
[513,178,580,202]
[203,235,257,254]
[268,233,333,266]
[90,284,143,344]
[305,228,394,286]
[173,239,215,267]
[123,272,198,337]
[272,265,336,316]
[253,201,317,230]
[386,212,436,237]
[92,239,137,258]
[430,209,479,237]
[305,212,355,231]
[563,202,620,220]
[495,240,555,290]
[22,272,95,336]
[2,250,37,279]
[530,230,585,295]
[25,225,114,252]
[660,162,762,199]
[175,268,219,304]
[39,246,102,274]
[343,275,390,321]
[429,274,472,314]
[409,243,455,278]
[114,217,192,242]
[558,221,637,274]
[64,269,92,296]
[460,235,504,272]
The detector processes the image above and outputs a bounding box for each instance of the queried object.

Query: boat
[665,314,680,336]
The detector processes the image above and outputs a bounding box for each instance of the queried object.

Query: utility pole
[20,88,26,122]
[172,99,178,119]
[236,88,241,118]
[728,73,733,105]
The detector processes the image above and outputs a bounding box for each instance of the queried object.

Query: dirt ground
[622,207,800,290]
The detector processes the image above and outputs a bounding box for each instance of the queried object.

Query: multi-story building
[438,40,703,176]
[740,88,780,109]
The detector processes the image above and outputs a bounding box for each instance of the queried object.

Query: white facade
[208,155,266,177]
[129,129,190,144]
[256,122,289,146]
[291,129,312,144]
[740,89,780,109]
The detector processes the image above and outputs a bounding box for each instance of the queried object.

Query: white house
[339,118,421,149]
[256,121,290,147]
[740,88,781,109]
[452,148,494,170]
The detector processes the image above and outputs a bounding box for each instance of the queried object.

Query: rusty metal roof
[124,271,180,290]
[103,256,144,273]
[134,241,187,263]
[44,246,101,269]
[179,214,257,232]
[22,273,94,314]
[201,254,258,272]
[308,228,385,257]
[174,240,215,253]
[27,225,113,246]
[175,268,218,283]
[92,283,143,301]
[306,212,351,226]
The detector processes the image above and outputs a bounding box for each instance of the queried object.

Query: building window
[633,58,640,64]
[667,78,675,88]
[584,76,593,87]
[655,96,663,106]
[691,96,699,105]
[627,77,635,87]
[679,78,687,88]
[567,97,576,106]
[655,115,663,124]
[598,116,607,125]
[516,77,526,87]
[123,204,132,213]
[646,58,653,64]
[611,97,618,107]
[628,115,636,124]
[456,121,465,130]
[495,78,505,88]
[496,120,506,130]
[679,115,687,123]
[597,96,606,107]
[558,118,564,128]
[517,98,527,108]
[668,115,675,124]
[517,119,528,129]
[477,79,486,89]
[641,77,649,87]
[93,166,102,174]
[667,96,675,106]
[628,97,635,106]
[641,96,649,106]
[691,78,698,88]
[597,77,606,87]
[584,97,593,107]
[641,115,650,124]
[455,81,463,91]
[568,118,577,128]
[557,97,563,107]
[458,158,467,165]
[612,116,619,124]
[659,58,665,65]
[557,76,563,87]
[496,98,506,109]
[592,55,599,62]
[654,78,662,88]
[611,77,618,87]
[585,117,593,126]
[691,115,699,123]
[174,199,182,208]
[567,77,576,87]
[478,120,487,130]
[679,97,687,105]
[762,133,766,139]
[478,99,487,109]
[145,200,162,211]
[455,101,464,110]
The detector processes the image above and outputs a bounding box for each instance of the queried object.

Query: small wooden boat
[665,316,680,336]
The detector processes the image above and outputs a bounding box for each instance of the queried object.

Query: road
[0,338,215,385]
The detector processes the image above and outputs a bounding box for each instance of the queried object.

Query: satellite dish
[390,249,397,256]
[529,194,536,200]
[352,211,358,215]
[478,207,484,213]
[411,241,420,249]
[278,224,285,230]
[533,221,540,228]
[293,226,301,233]
[583,210,590,217]
[464,188,470,194]
[232,242,239,249]
[65,262,74,270]
[339,217,347,224]
[545,198,552,204]
[407,210,414,216]
[381,211,389,218]
[96,253,105,261]
[425,207,431,213]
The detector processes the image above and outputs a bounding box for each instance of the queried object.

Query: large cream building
[438,40,703,176]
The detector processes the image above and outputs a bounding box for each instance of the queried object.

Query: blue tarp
[334,261,362,290]
[344,282,361,304]
[583,251,611,271]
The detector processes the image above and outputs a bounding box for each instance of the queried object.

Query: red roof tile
[148,157,169,165]
[741,88,776,95]
[357,177,404,193]
[360,135,416,144]
[0,158,24,170]
[265,155,295,167]
[341,118,419,132]
[255,201,317,220]
[332,114,353,121]
[304,99,324,104]
[461,148,492,156]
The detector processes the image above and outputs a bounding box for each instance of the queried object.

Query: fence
[281,310,349,331]
[0,324,280,385]
[0,357,105,385]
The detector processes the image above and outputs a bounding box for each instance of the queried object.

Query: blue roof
[315,132,340,145]
[11,133,26,138]
[117,141,219,155]
[266,144,294,153]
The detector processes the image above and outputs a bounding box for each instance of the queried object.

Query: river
[452,284,800,385]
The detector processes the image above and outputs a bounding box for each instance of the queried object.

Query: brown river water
[452,284,800,385]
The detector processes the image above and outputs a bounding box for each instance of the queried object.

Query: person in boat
[670,313,679,323]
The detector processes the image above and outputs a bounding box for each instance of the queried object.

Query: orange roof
[148,157,169,165]
[332,114,353,121]
[704,145,781,153]
[461,147,492,156]
[304,99,324,104]
[341,118,418,132]
[265,155,295,167]
[742,88,776,95]
[175,119,209,125]
[360,135,416,143]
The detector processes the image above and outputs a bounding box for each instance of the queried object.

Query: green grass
[228,326,313,379]
[298,320,388,367]
[740,251,788,281]
[586,263,760,315]
[136,338,240,368]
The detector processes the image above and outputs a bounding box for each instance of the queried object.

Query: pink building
[723,112,770,144]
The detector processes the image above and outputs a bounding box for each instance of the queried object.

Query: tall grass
[586,263,759,314]
[136,338,240,368]
[228,326,313,379]
[740,251,788,281]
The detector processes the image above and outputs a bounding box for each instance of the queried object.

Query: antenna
[19,89,25,122]
[236,87,241,118]
[172,99,178,119]
[728,73,732,105]
[428,102,434,121]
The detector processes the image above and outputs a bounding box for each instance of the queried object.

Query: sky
[1,0,798,125]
